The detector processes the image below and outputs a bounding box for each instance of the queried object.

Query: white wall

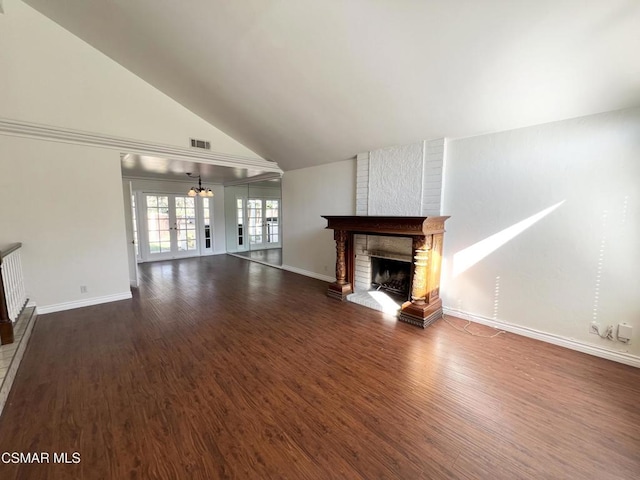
[442,107,640,360]
[0,0,260,157]
[282,159,356,280]
[0,136,130,310]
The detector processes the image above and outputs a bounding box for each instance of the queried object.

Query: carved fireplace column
[399,232,444,329]
[335,230,348,285]
[409,235,430,305]
[327,229,353,300]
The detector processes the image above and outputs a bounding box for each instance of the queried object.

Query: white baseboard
[281,264,335,283]
[37,291,133,315]
[443,307,640,368]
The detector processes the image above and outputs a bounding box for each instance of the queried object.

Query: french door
[143,194,198,260]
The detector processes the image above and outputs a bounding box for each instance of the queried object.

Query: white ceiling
[25,0,640,173]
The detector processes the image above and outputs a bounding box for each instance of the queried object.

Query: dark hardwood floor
[0,255,638,479]
[231,248,283,267]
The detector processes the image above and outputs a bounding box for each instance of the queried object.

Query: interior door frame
[127,182,139,287]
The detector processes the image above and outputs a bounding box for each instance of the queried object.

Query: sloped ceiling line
[21,0,640,171]
[0,117,283,174]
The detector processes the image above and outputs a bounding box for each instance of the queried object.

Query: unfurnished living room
[1,1,639,479]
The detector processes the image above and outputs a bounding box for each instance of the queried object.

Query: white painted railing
[1,244,27,346]
[1,244,27,322]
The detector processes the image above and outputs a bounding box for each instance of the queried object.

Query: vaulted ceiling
[25,0,640,172]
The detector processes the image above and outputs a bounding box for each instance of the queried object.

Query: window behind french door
[244,198,280,248]
[143,194,198,260]
[247,199,263,245]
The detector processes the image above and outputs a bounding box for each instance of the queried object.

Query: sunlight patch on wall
[453,200,565,278]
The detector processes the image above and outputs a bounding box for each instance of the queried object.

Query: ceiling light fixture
[186,173,214,197]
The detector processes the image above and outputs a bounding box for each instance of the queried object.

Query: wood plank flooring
[0,255,638,479]
[231,248,282,267]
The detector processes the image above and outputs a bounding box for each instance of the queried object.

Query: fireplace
[322,216,449,328]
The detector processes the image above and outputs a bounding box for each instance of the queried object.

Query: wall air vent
[190,138,211,150]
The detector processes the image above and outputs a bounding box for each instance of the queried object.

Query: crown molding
[0,117,282,174]
[121,175,219,186]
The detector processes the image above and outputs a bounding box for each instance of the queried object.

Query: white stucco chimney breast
[356,138,445,217]
[352,138,446,297]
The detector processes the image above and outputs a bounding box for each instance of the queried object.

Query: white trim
[123,175,209,186]
[281,264,335,283]
[443,307,640,368]
[0,117,282,174]
[37,292,133,315]
[224,172,283,186]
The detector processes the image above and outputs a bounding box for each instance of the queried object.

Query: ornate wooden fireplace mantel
[322,215,450,328]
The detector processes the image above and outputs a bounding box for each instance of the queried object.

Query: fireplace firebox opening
[371,256,411,300]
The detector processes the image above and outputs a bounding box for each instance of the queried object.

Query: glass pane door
[175,196,197,253]
[146,195,172,257]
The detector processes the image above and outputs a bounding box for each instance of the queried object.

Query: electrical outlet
[80,285,88,294]
[589,322,600,335]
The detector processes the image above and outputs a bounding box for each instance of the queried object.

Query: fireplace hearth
[322,216,449,328]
